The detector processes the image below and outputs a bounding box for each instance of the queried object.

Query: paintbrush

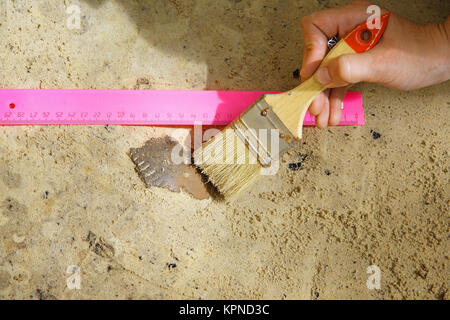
[194,13,391,199]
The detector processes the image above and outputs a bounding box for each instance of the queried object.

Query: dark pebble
[288,162,302,171]
[288,153,308,171]
[370,130,381,139]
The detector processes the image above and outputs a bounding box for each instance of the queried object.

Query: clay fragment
[129,136,210,200]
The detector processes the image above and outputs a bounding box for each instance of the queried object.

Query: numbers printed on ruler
[1,108,361,125]
[0,110,228,122]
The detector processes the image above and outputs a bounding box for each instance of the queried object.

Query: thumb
[314,52,378,88]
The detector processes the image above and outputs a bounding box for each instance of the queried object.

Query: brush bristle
[193,127,262,199]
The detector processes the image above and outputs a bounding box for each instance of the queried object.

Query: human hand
[300,0,450,128]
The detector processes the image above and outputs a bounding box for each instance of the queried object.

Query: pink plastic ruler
[0,89,364,126]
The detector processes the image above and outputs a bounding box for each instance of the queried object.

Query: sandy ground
[0,0,448,299]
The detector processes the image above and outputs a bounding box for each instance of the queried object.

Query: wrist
[425,17,450,83]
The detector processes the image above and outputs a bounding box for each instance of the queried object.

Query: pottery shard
[129,136,210,200]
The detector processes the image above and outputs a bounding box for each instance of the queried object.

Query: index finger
[300,1,372,81]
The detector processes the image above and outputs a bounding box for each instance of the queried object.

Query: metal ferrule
[231,97,294,167]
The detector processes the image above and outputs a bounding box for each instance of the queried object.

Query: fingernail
[315,67,331,85]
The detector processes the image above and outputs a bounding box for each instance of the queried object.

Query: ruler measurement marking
[1,110,362,123]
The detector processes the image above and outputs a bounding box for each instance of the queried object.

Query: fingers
[300,20,329,81]
[300,0,386,130]
[315,90,330,128]
[310,86,348,128]
[300,0,374,81]
[309,90,329,116]
[328,86,348,126]
[315,52,378,88]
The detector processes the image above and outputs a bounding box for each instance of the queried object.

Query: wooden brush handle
[266,12,390,139]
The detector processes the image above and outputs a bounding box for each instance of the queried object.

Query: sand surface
[0,0,448,299]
